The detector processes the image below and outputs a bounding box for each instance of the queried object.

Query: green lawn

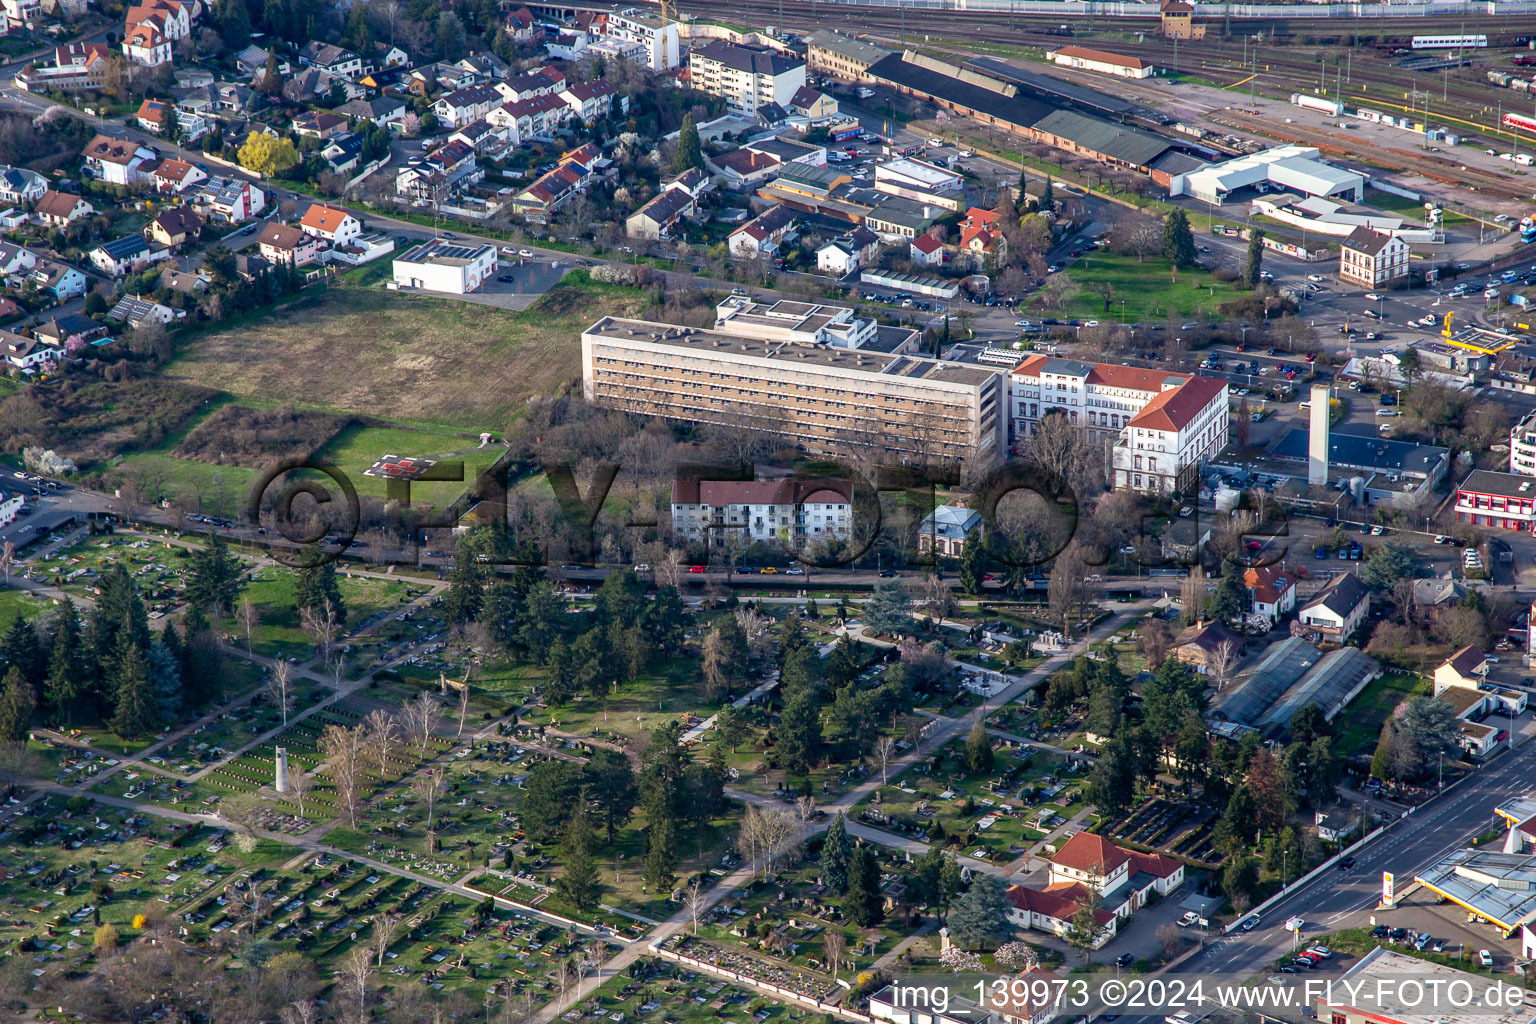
[313,422,505,507]
[1045,252,1247,322]
[240,569,417,661]
[1334,670,1427,758]
[0,585,55,631]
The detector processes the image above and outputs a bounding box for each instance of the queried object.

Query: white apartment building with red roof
[671,479,852,547]
[1009,355,1228,495]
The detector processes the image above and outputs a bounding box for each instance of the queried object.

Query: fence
[1221,824,1387,934]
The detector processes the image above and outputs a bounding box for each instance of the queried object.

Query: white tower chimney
[1308,382,1331,486]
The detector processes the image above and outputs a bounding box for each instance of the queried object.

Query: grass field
[0,585,54,630]
[1334,670,1427,758]
[1046,252,1246,322]
[314,422,506,505]
[163,272,657,431]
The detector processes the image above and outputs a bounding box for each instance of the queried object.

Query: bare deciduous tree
[286,769,313,818]
[875,735,898,785]
[400,692,445,760]
[236,596,258,657]
[823,930,847,980]
[683,877,708,935]
[372,912,402,966]
[1210,639,1241,693]
[362,709,399,782]
[410,766,446,848]
[279,1000,320,1024]
[320,724,368,829]
[335,947,374,1023]
[266,661,292,727]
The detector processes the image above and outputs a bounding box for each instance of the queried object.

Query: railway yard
[650,0,1536,206]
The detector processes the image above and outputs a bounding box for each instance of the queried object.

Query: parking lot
[1367,887,1515,973]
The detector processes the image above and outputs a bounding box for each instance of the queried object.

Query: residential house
[1244,564,1298,626]
[727,204,798,260]
[320,133,366,175]
[234,44,288,78]
[373,43,410,69]
[1171,618,1243,675]
[293,110,349,140]
[231,251,269,281]
[90,235,168,276]
[916,504,983,556]
[709,148,779,188]
[28,260,86,301]
[959,206,1001,260]
[300,204,362,248]
[545,30,589,61]
[1431,645,1526,718]
[148,157,207,194]
[909,232,943,265]
[336,95,407,128]
[1,332,62,372]
[122,23,172,67]
[625,185,695,241]
[1,0,40,31]
[787,85,839,119]
[282,68,364,104]
[34,312,108,347]
[505,6,537,43]
[135,98,173,134]
[125,0,190,41]
[669,167,712,200]
[496,66,567,103]
[511,163,588,221]
[144,207,201,249]
[160,267,209,296]
[689,41,806,117]
[193,176,265,223]
[0,166,43,206]
[456,52,510,81]
[258,222,321,266]
[394,139,480,201]
[670,479,852,545]
[815,227,879,276]
[1297,573,1371,643]
[560,80,625,122]
[82,134,156,186]
[1436,682,1504,758]
[449,119,512,158]
[299,41,365,80]
[1339,225,1409,289]
[0,242,38,278]
[108,293,178,328]
[434,84,502,128]
[487,92,571,145]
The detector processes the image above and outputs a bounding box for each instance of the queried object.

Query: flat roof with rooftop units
[1321,947,1536,1024]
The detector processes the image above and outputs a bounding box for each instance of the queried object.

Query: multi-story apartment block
[803,29,889,81]
[582,309,1004,465]
[1339,225,1409,288]
[605,7,680,71]
[1511,410,1536,476]
[1009,355,1228,495]
[688,41,806,118]
[671,479,853,546]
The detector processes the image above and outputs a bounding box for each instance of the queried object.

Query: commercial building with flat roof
[1169,144,1364,205]
[581,316,1005,465]
[391,240,497,294]
[1319,947,1536,1024]
[1456,469,1536,531]
[1414,849,1536,935]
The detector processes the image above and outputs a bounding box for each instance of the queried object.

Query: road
[1193,737,1536,981]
